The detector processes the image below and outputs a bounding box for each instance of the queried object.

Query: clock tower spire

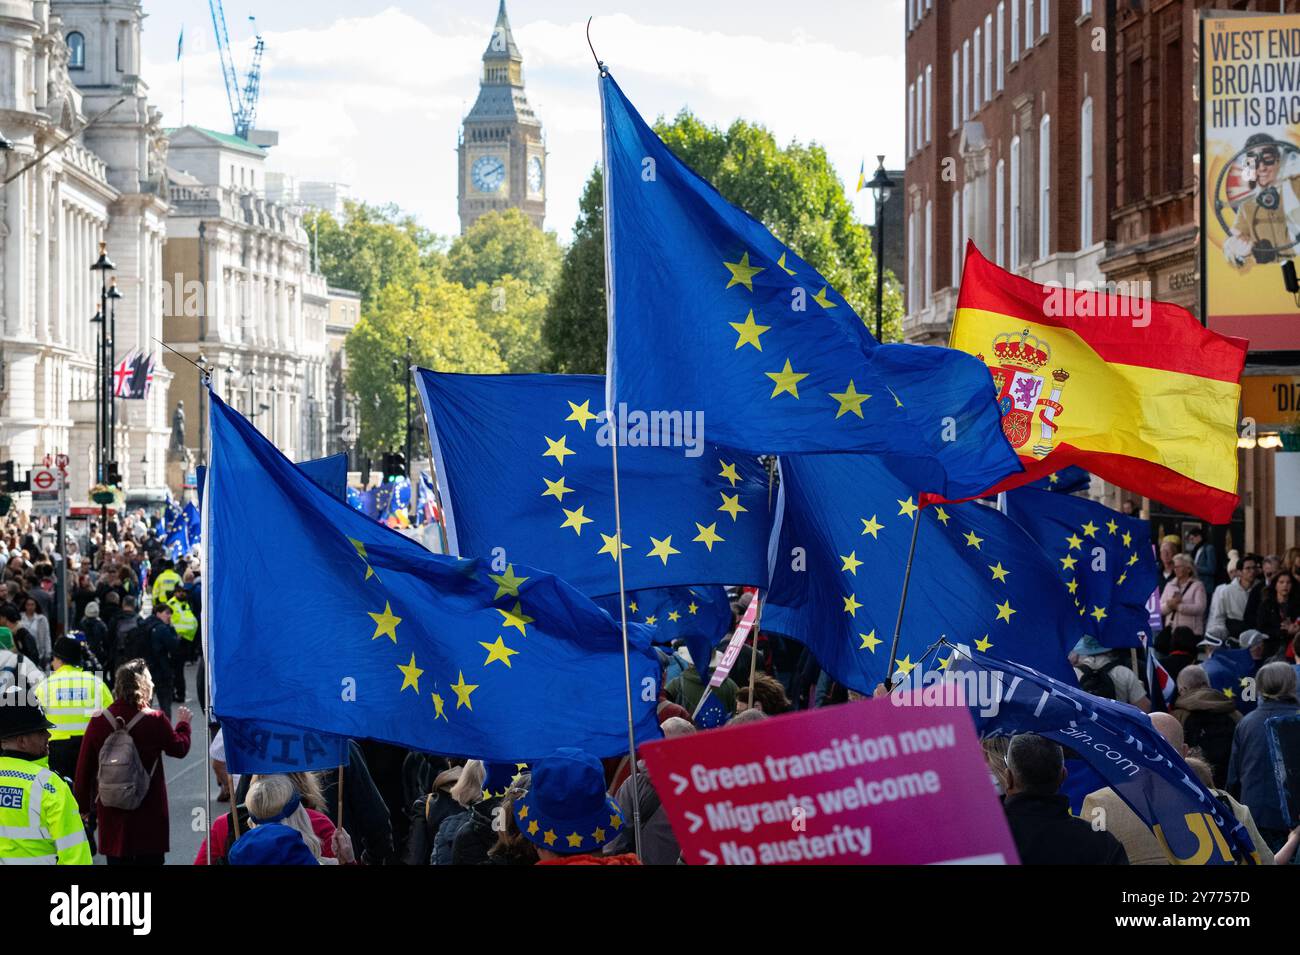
[458,0,546,233]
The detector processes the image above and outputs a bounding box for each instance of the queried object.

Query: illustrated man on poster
[1223,134,1300,268]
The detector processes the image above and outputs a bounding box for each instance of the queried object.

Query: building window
[1125,58,1144,203]
[996,158,1006,266]
[907,211,917,311]
[925,64,933,143]
[952,50,960,130]
[1082,0,1092,15]
[951,190,962,286]
[924,200,933,301]
[997,3,1005,89]
[962,39,970,120]
[67,32,85,70]
[1163,35,1183,193]
[1010,135,1021,267]
[1011,0,1021,62]
[1080,98,1093,247]
[984,15,993,102]
[973,28,982,112]
[1038,114,1051,261]
[1026,0,1035,48]
[1040,0,1049,38]
[907,82,914,155]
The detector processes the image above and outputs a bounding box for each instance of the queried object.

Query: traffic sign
[30,467,65,517]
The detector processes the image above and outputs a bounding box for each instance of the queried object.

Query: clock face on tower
[471,155,506,193]
[528,155,543,195]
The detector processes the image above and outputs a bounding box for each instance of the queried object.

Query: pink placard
[640,695,1019,865]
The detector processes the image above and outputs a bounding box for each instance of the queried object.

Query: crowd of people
[2,503,1299,866]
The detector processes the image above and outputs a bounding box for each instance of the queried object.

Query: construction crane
[208,1,264,141]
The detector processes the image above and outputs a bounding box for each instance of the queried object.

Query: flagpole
[745,457,777,707]
[200,375,212,865]
[594,40,643,860]
[884,503,923,690]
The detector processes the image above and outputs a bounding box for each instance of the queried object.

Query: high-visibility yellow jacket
[151,569,182,605]
[166,597,198,642]
[0,753,92,864]
[34,666,114,742]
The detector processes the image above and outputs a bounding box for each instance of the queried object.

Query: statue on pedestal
[171,400,187,453]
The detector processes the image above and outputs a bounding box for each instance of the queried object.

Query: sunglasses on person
[1248,151,1280,167]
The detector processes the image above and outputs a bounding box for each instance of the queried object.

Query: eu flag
[163,501,189,559]
[183,501,201,544]
[207,391,661,762]
[1204,648,1258,715]
[952,648,1259,864]
[763,454,1081,694]
[595,584,732,681]
[1003,487,1158,649]
[298,452,349,501]
[416,370,774,596]
[1027,466,1091,494]
[600,72,1020,499]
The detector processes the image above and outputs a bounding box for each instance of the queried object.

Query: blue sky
[140,2,905,241]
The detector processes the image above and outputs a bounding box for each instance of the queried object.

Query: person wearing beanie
[514,748,641,866]
[34,636,113,781]
[78,599,110,674]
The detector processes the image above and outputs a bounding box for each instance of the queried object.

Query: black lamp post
[106,276,123,473]
[391,335,413,481]
[867,156,895,342]
[90,241,115,488]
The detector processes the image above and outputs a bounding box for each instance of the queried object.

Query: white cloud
[143,6,903,242]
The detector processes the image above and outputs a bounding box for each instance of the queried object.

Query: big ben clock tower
[458,1,546,233]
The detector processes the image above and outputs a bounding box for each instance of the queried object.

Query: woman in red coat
[74,659,192,864]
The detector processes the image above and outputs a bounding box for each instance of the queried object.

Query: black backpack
[118,617,151,665]
[1077,658,1125,700]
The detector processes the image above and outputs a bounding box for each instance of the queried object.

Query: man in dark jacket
[1002,733,1129,865]
[1227,662,1300,851]
[142,603,179,717]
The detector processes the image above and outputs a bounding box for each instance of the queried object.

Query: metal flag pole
[199,367,213,865]
[884,504,923,691]
[745,457,778,707]
[592,20,643,860]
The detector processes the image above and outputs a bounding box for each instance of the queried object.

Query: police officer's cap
[0,687,55,741]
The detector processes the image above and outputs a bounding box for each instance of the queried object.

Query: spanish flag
[949,243,1247,524]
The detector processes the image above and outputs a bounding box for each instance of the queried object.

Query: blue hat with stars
[514,747,623,855]
[483,761,527,799]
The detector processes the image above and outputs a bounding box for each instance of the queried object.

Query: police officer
[35,637,113,781]
[0,686,92,864]
[1224,133,1300,267]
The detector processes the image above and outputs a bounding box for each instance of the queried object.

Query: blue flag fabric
[763,454,1081,694]
[1204,648,1258,715]
[600,72,1020,499]
[163,501,189,559]
[1028,466,1091,494]
[595,585,732,681]
[416,370,775,596]
[183,501,201,544]
[1004,487,1159,649]
[207,391,661,762]
[297,452,349,501]
[220,717,351,776]
[950,648,1260,864]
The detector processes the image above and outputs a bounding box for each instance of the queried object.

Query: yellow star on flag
[937,655,952,670]
[1106,519,1119,535]
[765,359,808,399]
[597,532,629,560]
[1066,578,1079,594]
[693,522,724,551]
[647,535,681,565]
[688,601,699,615]
[560,505,593,536]
[1048,473,1060,484]
[610,814,622,830]
[861,515,883,538]
[348,537,379,581]
[450,671,478,710]
[1065,533,1083,551]
[644,615,658,626]
[369,601,401,643]
[1090,606,1108,622]
[829,380,870,419]
[629,601,638,614]
[542,434,575,465]
[479,636,519,668]
[668,610,681,623]
[592,826,607,842]
[841,551,863,575]
[964,530,984,549]
[995,599,1017,623]
[718,492,748,521]
[934,506,950,525]
[565,399,599,430]
[724,251,764,291]
[489,565,528,599]
[988,562,1010,583]
[843,593,862,616]
[811,286,837,309]
[975,635,993,652]
[431,690,448,721]
[1081,521,1099,538]
[1127,552,1138,566]
[496,601,533,636]
[859,630,881,652]
[718,460,741,486]
[1060,554,1078,571]
[1224,687,1235,700]
[397,653,423,693]
[894,655,916,677]
[897,497,918,518]
[1116,571,1128,585]
[541,476,573,501]
[1122,531,1133,548]
[776,252,796,275]
[730,310,771,351]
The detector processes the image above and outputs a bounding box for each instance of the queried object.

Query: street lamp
[867,156,895,342]
[392,336,413,481]
[106,276,123,471]
[90,242,116,488]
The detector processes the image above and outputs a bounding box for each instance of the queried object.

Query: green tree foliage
[446,208,562,290]
[345,276,506,453]
[304,200,444,305]
[542,116,905,373]
[469,276,549,374]
[542,168,607,374]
